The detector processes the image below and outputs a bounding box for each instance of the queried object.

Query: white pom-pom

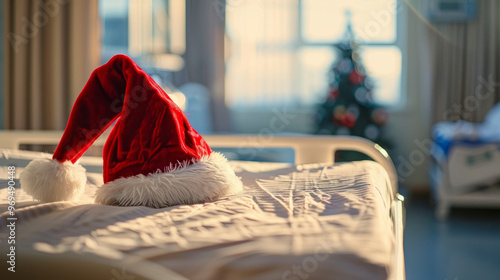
[20,158,87,202]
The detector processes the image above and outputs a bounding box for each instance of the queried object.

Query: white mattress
[0,149,395,280]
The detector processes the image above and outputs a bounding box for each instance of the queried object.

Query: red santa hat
[20,54,242,208]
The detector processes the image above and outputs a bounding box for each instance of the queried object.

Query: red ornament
[349,70,365,85]
[328,88,339,100]
[342,111,357,128]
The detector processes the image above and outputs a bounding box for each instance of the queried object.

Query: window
[225,0,403,109]
[99,0,185,71]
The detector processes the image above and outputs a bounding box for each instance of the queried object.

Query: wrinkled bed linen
[0,149,394,280]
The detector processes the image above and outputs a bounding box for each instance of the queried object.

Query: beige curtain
[423,0,500,123]
[3,0,101,130]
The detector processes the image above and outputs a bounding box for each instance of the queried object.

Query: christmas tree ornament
[343,112,357,128]
[348,70,365,85]
[372,108,389,126]
[337,59,354,73]
[328,87,339,101]
[364,79,374,90]
[354,87,368,103]
[20,55,243,207]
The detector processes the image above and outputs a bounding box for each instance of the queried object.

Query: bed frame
[0,131,405,280]
[429,142,500,220]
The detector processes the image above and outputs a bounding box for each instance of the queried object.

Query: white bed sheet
[0,149,395,280]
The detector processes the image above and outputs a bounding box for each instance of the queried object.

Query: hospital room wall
[384,7,433,190]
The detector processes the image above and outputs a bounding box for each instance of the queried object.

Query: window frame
[99,0,186,71]
[225,0,408,110]
[296,0,407,109]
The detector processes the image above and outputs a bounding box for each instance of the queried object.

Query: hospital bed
[0,131,405,280]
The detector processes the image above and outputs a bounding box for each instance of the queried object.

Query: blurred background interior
[1,0,500,279]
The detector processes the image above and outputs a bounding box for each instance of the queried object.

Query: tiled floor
[404,193,500,280]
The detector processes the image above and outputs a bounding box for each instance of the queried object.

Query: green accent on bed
[466,151,493,166]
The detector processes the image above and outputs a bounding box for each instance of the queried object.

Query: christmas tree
[316,14,391,160]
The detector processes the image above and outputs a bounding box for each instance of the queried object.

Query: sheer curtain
[225,0,298,109]
[3,0,101,130]
[423,0,500,123]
